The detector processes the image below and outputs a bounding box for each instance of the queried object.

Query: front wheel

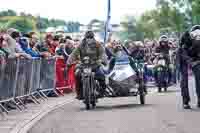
[83,77,91,110]
[138,78,146,105]
[140,93,145,105]
[86,103,90,110]
[91,100,96,108]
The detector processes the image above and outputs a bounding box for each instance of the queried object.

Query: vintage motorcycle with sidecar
[79,51,147,110]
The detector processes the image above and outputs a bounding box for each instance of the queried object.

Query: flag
[104,0,111,44]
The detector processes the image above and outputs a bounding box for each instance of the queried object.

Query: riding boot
[75,74,83,100]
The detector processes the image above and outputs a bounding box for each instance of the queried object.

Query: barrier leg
[39,91,48,99]
[30,95,40,104]
[53,90,59,96]
[16,98,27,109]
[11,99,22,111]
[0,103,9,114]
[56,88,64,96]
[36,92,46,101]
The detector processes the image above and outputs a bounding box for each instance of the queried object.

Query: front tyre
[83,77,91,110]
[138,79,146,105]
[86,103,90,110]
[140,93,145,105]
[91,100,96,108]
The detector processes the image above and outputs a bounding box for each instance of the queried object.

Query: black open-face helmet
[84,31,95,39]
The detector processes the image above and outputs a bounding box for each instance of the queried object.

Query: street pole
[37,15,42,43]
[104,0,111,44]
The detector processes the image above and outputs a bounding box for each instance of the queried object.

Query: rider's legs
[192,64,200,107]
[75,65,83,99]
[165,55,172,85]
[180,60,190,105]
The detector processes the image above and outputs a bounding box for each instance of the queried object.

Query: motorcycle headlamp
[83,56,90,64]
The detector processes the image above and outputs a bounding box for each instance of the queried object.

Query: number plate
[83,68,92,73]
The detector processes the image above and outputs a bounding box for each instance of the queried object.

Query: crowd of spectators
[0,27,81,62]
[105,39,178,63]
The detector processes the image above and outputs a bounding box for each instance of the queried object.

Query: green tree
[120,15,138,40]
[7,17,34,33]
[137,10,159,39]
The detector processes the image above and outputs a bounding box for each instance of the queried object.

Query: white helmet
[190,25,200,40]
[159,35,169,43]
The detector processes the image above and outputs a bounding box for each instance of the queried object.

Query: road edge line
[10,97,74,133]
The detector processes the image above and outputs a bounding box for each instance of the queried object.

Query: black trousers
[179,49,190,104]
[192,64,200,101]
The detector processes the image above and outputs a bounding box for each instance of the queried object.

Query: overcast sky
[0,0,156,24]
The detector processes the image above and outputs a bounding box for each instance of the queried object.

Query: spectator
[31,33,51,58]
[19,37,41,57]
[73,38,80,48]
[0,29,30,58]
[41,33,58,56]
[10,31,25,53]
[29,32,38,49]
[0,28,9,58]
[56,38,74,62]
[105,41,115,60]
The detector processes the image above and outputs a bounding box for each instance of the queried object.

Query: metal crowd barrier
[0,58,19,113]
[39,58,59,97]
[0,57,58,114]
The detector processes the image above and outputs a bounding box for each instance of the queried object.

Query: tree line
[0,9,80,33]
[121,0,200,41]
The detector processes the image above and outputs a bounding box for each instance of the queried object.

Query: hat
[11,31,20,39]
[7,28,18,35]
[84,31,94,39]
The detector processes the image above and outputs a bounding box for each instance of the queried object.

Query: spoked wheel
[164,87,167,92]
[140,93,145,105]
[83,74,97,110]
[91,100,96,108]
[138,77,146,105]
[83,77,91,110]
[86,103,90,110]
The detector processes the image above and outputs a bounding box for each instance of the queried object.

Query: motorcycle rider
[67,31,106,100]
[179,25,200,109]
[155,35,171,87]
[178,31,190,109]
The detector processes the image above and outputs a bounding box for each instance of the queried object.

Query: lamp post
[104,0,111,44]
[36,15,42,42]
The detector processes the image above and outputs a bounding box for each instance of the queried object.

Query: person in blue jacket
[19,37,41,57]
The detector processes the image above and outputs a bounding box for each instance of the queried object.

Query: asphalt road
[28,83,200,133]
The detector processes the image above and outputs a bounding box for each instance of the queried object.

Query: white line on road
[10,97,74,133]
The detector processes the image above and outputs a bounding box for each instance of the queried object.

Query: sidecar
[105,54,146,104]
